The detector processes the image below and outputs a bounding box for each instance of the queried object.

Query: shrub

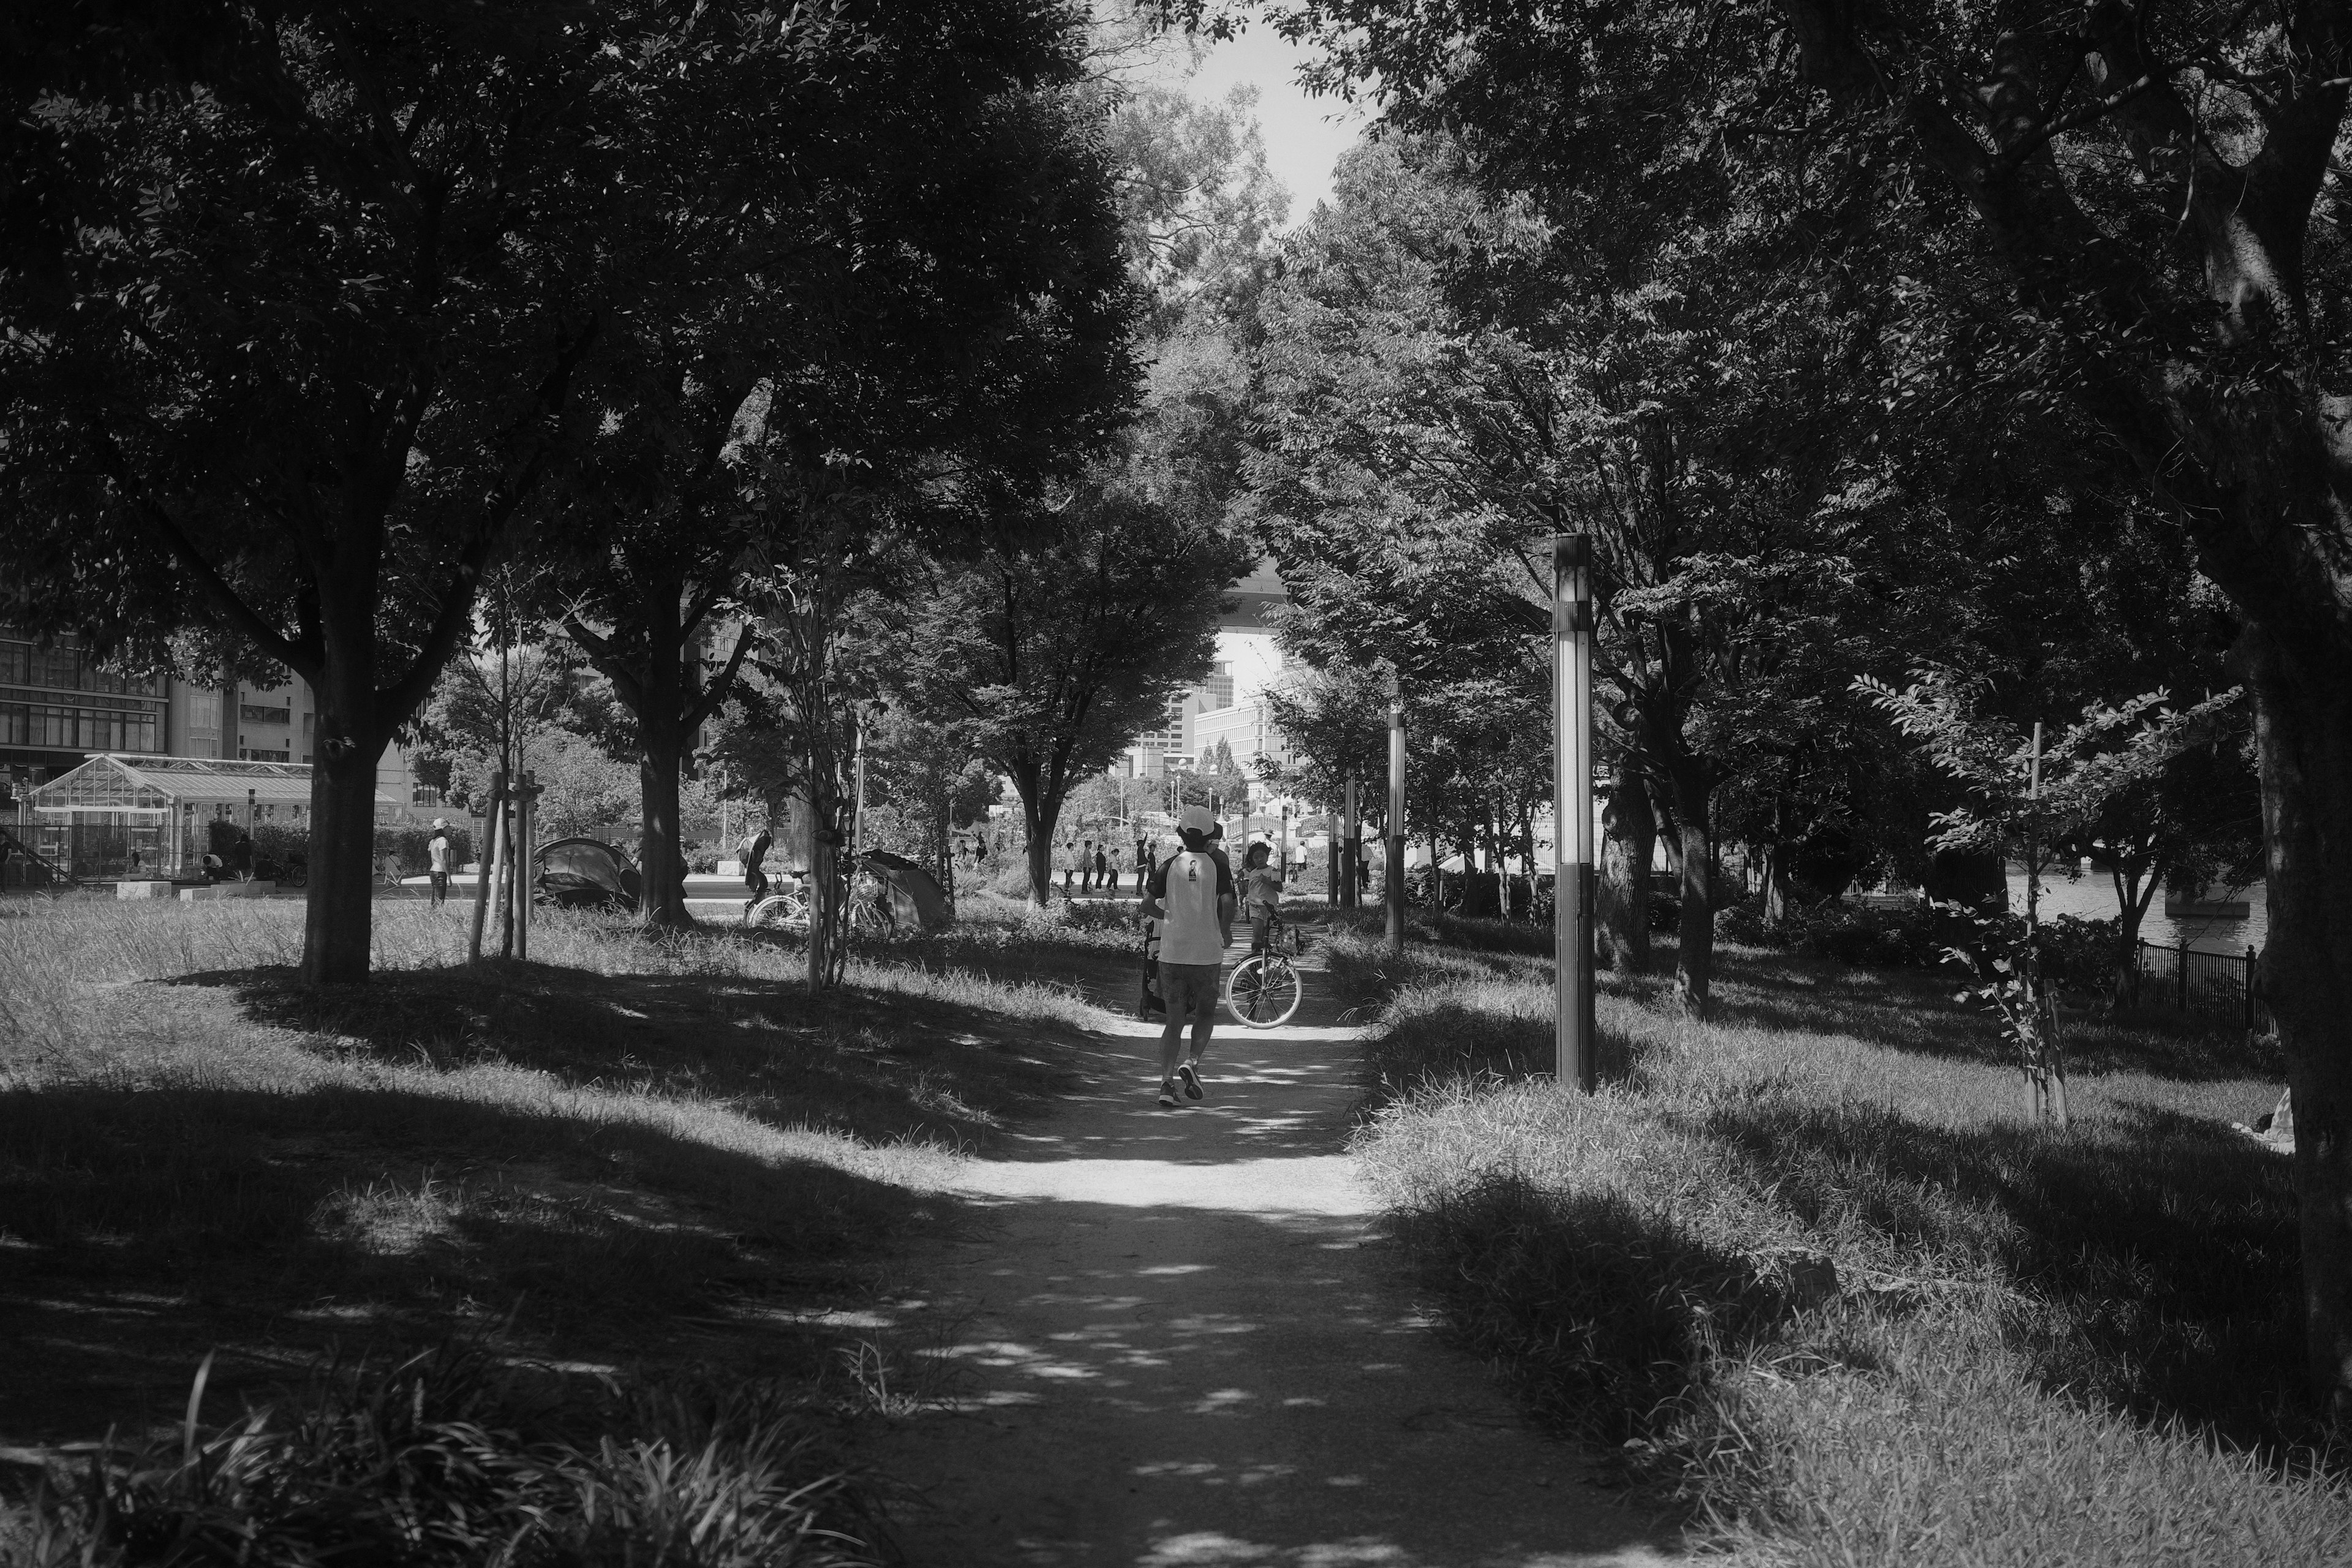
[12,1350,882,1568]
[1716,896,1943,969]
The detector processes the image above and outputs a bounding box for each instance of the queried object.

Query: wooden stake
[469,772,504,965]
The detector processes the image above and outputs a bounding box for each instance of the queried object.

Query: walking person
[741,816,773,916]
[1080,838,1095,893]
[1093,841,1110,895]
[1104,845,1121,896]
[426,818,453,908]
[1134,834,1149,896]
[1140,804,1235,1110]
[1061,840,1079,897]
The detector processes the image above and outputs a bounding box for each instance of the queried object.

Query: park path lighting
[1554,532,1597,1093]
[1385,666,1405,955]
[1343,775,1360,910]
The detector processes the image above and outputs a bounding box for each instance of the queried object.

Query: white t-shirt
[428,834,451,872]
[1150,848,1233,967]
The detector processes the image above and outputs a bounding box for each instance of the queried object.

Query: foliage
[12,1350,880,1568]
[1341,931,2340,1563]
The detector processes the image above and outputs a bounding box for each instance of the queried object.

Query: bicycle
[1225,910,1304,1028]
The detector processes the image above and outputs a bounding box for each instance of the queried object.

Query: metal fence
[2129,938,2266,1031]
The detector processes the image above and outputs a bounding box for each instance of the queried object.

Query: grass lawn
[0,890,1133,1563]
[1327,915,2351,1566]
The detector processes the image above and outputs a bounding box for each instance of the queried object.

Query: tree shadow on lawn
[1700,944,2280,1085]
[853,920,1149,1014]
[0,1077,962,1451]
[1689,1091,2313,1460]
[182,959,1093,1154]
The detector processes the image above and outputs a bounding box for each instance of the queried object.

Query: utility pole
[1386,667,1405,954]
[1555,532,1597,1093]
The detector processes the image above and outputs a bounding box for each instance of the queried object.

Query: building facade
[2,628,434,820]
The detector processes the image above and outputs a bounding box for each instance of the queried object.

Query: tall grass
[4,1349,881,1568]
[1346,933,2349,1565]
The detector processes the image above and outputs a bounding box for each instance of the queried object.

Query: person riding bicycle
[1241,839,1283,954]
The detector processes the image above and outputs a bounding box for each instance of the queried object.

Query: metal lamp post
[1554,533,1597,1093]
[1385,667,1405,954]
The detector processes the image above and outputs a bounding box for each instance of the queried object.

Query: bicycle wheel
[1225,954,1302,1028]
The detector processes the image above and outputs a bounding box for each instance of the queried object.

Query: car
[535,836,642,911]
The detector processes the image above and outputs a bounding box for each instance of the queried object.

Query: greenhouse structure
[15,753,390,881]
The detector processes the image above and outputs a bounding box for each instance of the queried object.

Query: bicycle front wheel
[1226,954,1302,1028]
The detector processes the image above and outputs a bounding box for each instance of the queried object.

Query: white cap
[1178,804,1215,834]
[432,817,447,829]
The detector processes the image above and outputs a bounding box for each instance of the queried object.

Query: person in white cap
[426,818,453,909]
[1140,802,1235,1108]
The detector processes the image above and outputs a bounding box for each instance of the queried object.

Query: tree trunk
[2108,862,2155,1009]
[1598,766,1653,973]
[1761,839,1792,925]
[1013,766,1063,908]
[634,576,692,929]
[300,728,383,986]
[1667,760,1714,1020]
[2244,629,2352,1412]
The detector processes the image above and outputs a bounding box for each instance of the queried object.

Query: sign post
[1555,533,1597,1093]
[1386,668,1405,954]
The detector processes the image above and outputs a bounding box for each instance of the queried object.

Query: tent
[858,850,954,931]
[537,837,642,911]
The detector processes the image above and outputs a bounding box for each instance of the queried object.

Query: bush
[687,846,721,874]
[1716,896,1942,968]
[1058,899,1139,934]
[13,1349,883,1568]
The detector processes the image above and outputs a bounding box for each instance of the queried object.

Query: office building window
[0,637,160,698]
[239,746,292,763]
[0,701,160,753]
[240,704,292,726]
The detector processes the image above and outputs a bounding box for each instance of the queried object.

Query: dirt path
[859,941,1682,1567]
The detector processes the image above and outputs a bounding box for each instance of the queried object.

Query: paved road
[859,936,1681,1567]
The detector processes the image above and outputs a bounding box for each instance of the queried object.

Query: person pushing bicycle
[1240,839,1283,954]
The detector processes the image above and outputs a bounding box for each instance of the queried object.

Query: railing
[2130,938,2266,1031]
[0,823,77,888]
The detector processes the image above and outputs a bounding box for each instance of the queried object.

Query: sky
[1128,12,1374,706]
[1135,13,1370,228]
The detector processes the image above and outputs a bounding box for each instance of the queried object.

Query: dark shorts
[429,870,448,895]
[1158,961,1223,1022]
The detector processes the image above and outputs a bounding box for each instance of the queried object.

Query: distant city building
[1123,662,1238,779]
[2,626,433,820]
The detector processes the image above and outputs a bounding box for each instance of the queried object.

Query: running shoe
[1158,1082,1179,1109]
[1178,1061,1204,1101]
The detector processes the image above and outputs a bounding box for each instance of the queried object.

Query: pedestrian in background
[427,818,453,908]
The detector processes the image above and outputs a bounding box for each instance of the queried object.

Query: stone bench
[179,880,277,901]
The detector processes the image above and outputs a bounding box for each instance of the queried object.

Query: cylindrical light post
[1343,775,1360,910]
[1555,533,1596,1092]
[1386,669,1405,954]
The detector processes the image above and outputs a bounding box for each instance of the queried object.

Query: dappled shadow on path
[857,976,1676,1567]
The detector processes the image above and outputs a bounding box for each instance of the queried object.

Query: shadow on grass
[1702,944,2281,1085]
[1689,1094,2311,1458]
[175,960,1087,1154]
[0,1077,949,1447]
